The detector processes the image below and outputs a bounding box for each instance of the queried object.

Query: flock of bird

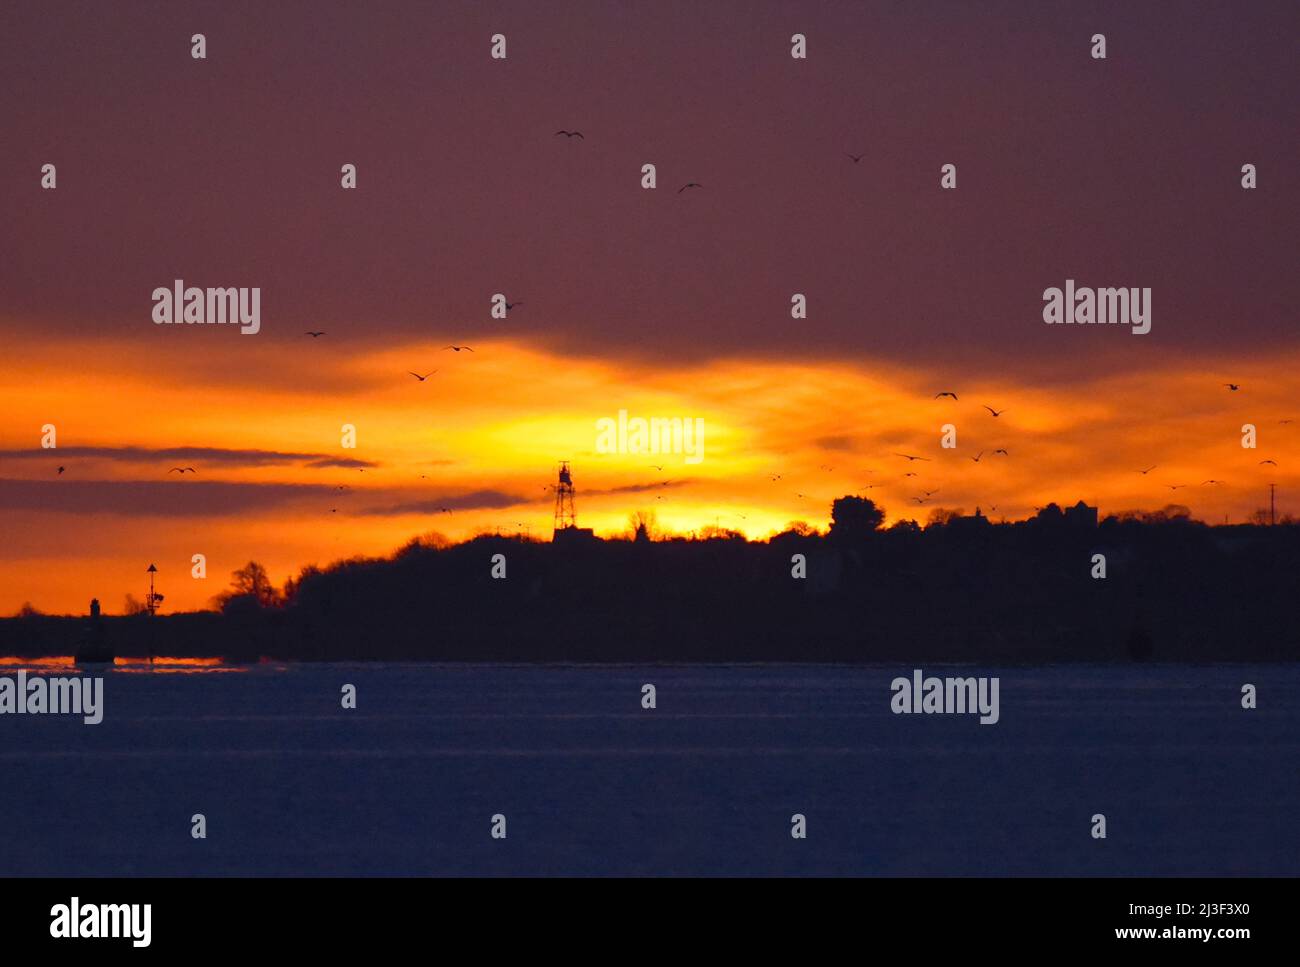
[761,381,1286,518]
[40,131,1288,536]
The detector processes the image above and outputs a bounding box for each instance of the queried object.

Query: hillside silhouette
[2,498,1297,663]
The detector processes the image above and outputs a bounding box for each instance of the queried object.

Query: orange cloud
[0,330,1296,613]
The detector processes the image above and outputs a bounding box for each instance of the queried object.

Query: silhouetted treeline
[2,499,1298,663]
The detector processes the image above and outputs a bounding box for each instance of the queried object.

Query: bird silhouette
[1166,484,1187,490]
[903,472,918,477]
[167,467,196,474]
[935,392,958,400]
[846,153,864,163]
[305,331,326,338]
[1202,479,1224,485]
[894,453,931,462]
[1224,383,1240,391]
[911,496,928,504]
[994,448,1009,456]
[922,488,940,497]
[649,464,664,471]
[678,182,702,193]
[555,130,584,139]
[1137,466,1157,475]
[56,466,65,475]
[407,371,437,381]
[970,451,985,463]
[504,301,523,311]
[1259,459,1278,466]
[443,345,474,352]
[983,405,1005,417]
[769,474,782,481]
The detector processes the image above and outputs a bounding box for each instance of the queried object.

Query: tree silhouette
[627,509,659,542]
[214,560,281,611]
[829,495,885,541]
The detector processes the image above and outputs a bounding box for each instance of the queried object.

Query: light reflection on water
[0,656,252,674]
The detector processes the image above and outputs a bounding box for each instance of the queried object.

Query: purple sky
[2,0,1297,373]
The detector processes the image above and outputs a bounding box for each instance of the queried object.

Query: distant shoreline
[4,511,1297,665]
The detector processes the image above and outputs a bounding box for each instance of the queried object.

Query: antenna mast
[553,462,576,534]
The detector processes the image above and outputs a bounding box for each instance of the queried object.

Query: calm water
[1,662,1296,875]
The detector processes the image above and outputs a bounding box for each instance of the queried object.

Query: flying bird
[970,451,985,463]
[1259,459,1278,466]
[555,130,584,139]
[1202,479,1224,485]
[1224,383,1240,391]
[504,301,523,311]
[911,496,928,504]
[443,345,475,352]
[56,466,65,475]
[1166,484,1187,490]
[1137,466,1157,475]
[167,467,196,474]
[922,489,940,497]
[994,449,1009,456]
[894,453,931,462]
[407,371,437,381]
[678,182,702,193]
[769,474,782,481]
[649,464,664,471]
[935,392,958,400]
[305,331,326,338]
[983,405,1005,417]
[846,153,864,163]
[903,472,918,477]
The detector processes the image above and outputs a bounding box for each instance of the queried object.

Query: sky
[1,0,1297,613]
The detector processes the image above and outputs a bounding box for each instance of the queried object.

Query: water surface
[1,662,1294,875]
